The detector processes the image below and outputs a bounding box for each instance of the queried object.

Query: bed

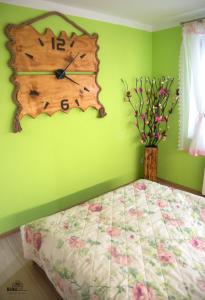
[21,179,205,299]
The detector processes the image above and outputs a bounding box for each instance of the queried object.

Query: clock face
[6,15,106,132]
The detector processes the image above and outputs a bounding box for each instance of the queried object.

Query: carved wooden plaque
[6,11,106,132]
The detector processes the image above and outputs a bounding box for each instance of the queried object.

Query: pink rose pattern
[25,227,33,244]
[88,203,102,212]
[129,208,144,218]
[68,236,85,249]
[162,213,184,226]
[107,227,121,237]
[22,180,205,299]
[33,232,42,251]
[198,279,205,291]
[25,227,42,251]
[157,244,175,264]
[54,273,74,298]
[54,273,64,293]
[200,209,205,222]
[157,200,167,208]
[108,246,131,266]
[132,283,158,300]
[190,238,205,251]
[134,183,147,190]
[91,295,100,300]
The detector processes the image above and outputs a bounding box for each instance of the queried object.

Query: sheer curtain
[179,21,205,156]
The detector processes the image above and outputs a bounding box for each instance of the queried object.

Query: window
[179,21,205,156]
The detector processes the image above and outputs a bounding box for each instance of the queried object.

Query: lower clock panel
[14,74,103,119]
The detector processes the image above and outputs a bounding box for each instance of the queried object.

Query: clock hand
[55,52,80,80]
[65,75,79,85]
[63,52,79,72]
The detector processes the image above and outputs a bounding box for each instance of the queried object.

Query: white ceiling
[2,0,205,31]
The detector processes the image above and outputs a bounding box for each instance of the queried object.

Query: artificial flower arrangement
[122,76,179,147]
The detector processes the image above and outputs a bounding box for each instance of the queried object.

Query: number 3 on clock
[51,37,65,51]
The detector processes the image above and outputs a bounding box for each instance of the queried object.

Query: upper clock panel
[7,25,99,72]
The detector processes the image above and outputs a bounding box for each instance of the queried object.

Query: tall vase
[144,146,158,182]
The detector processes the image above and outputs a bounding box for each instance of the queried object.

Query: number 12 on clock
[51,37,65,51]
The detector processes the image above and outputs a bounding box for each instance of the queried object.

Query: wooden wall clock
[6,11,106,132]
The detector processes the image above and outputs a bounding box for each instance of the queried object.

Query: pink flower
[190,238,205,251]
[134,183,147,190]
[157,244,175,264]
[155,132,161,140]
[68,236,85,249]
[88,203,102,212]
[162,213,171,220]
[198,280,205,291]
[132,283,157,300]
[108,246,131,266]
[158,251,175,264]
[25,227,33,244]
[162,213,183,226]
[108,246,119,257]
[91,295,100,300]
[107,227,121,237]
[159,88,168,97]
[54,273,64,293]
[138,87,143,93]
[33,232,42,251]
[140,114,145,120]
[129,208,144,218]
[118,196,125,204]
[155,116,162,123]
[141,133,147,140]
[157,200,167,208]
[25,227,42,251]
[170,219,183,226]
[200,209,205,222]
[113,254,130,266]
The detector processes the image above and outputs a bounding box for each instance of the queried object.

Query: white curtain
[179,21,205,156]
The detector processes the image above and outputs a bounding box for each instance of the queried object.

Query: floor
[0,231,62,300]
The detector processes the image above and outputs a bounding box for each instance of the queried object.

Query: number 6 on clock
[61,99,69,110]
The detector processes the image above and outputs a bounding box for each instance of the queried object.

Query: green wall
[0,3,204,235]
[0,3,152,234]
[153,27,205,191]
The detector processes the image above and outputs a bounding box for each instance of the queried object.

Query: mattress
[21,179,205,299]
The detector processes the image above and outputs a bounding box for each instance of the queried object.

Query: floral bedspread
[21,179,205,300]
